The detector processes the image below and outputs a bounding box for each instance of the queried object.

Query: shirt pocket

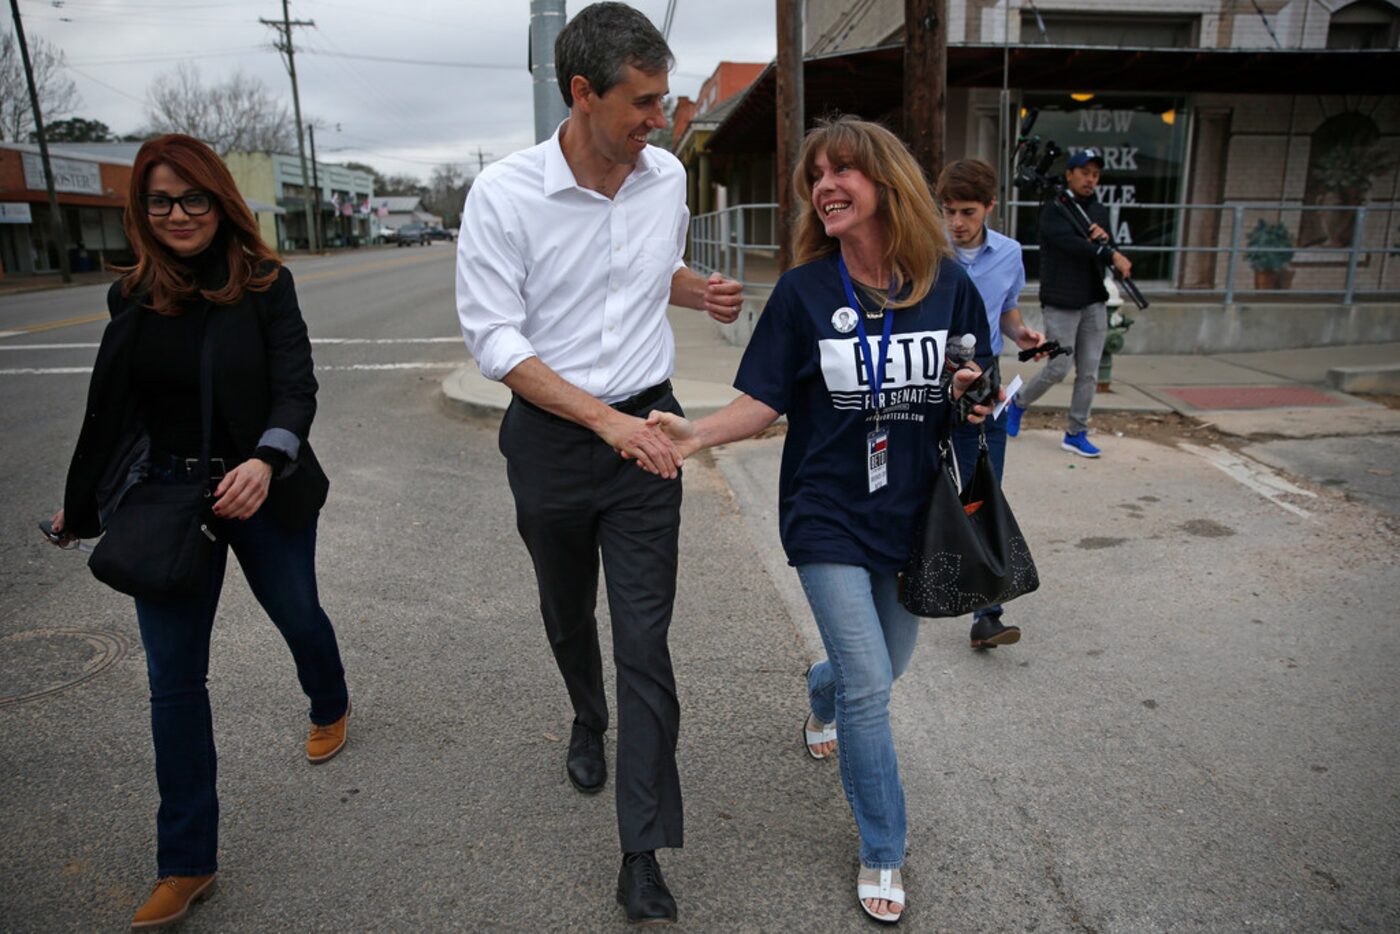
[634,237,679,296]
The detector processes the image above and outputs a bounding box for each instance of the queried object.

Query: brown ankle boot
[307,700,351,763]
[131,874,216,930]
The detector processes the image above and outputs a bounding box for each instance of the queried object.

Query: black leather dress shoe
[616,851,677,924]
[969,615,1021,649]
[566,722,606,794]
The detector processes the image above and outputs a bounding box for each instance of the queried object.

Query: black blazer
[63,266,329,537]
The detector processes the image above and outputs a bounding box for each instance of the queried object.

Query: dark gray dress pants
[498,392,684,853]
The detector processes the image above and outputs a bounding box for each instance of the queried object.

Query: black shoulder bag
[898,415,1040,618]
[88,310,218,603]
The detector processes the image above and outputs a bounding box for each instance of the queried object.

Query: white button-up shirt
[455,124,689,404]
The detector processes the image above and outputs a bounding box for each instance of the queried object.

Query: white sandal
[857,865,905,924]
[803,711,837,760]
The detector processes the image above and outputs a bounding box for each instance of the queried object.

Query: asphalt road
[2,247,1398,931]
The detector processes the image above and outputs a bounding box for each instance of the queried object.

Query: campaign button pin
[832,306,858,333]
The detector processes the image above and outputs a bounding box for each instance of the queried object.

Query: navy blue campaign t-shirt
[735,253,991,572]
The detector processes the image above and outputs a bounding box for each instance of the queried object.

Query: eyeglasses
[141,192,214,217]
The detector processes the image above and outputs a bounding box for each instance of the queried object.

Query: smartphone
[38,518,92,553]
[38,518,63,544]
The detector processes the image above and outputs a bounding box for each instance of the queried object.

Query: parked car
[391,223,432,247]
[425,226,456,242]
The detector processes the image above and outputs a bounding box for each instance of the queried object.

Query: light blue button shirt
[950,226,1025,356]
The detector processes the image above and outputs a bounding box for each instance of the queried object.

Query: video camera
[1012,135,1064,202]
[1010,109,1149,311]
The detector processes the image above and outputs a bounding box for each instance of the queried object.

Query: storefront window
[1013,94,1189,283]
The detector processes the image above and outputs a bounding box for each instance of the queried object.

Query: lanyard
[837,254,895,414]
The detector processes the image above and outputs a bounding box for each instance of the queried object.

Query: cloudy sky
[20,0,777,180]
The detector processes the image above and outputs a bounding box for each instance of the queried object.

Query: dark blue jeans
[952,413,1009,622]
[134,500,347,877]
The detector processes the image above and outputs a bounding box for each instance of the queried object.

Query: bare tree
[144,63,294,155]
[423,162,468,228]
[0,30,80,142]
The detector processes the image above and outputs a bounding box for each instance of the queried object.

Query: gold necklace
[853,283,889,319]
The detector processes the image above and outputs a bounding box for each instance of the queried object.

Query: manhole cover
[0,629,128,707]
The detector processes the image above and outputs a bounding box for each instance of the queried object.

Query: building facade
[224,152,375,251]
[692,0,1400,303]
[674,62,769,219]
[0,142,140,277]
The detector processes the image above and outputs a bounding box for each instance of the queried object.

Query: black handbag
[88,310,218,603]
[899,425,1039,618]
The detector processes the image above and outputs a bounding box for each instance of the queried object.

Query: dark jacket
[62,265,329,538]
[1037,192,1112,309]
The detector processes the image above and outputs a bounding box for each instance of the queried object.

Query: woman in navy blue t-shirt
[650,116,994,924]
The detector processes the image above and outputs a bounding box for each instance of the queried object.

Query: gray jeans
[1017,301,1107,435]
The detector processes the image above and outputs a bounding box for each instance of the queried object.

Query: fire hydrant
[1098,275,1134,391]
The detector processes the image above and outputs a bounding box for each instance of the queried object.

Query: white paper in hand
[993,374,1023,420]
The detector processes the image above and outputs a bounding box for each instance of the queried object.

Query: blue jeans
[798,564,921,869]
[134,502,347,877]
[952,413,1009,622]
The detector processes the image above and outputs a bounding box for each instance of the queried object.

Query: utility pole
[307,123,324,248]
[904,0,947,183]
[9,0,71,282]
[474,145,493,176]
[261,1,318,252]
[775,0,804,272]
[530,0,568,144]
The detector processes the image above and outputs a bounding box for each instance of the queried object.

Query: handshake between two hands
[606,364,1001,479]
[602,409,697,479]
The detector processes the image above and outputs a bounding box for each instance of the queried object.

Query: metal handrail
[690,200,1400,304]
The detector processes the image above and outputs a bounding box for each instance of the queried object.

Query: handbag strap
[194,306,216,480]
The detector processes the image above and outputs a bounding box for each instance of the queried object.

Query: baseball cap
[1067,148,1104,169]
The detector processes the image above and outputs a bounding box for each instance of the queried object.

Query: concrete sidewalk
[442,306,1400,438]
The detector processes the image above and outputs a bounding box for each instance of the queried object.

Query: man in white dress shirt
[454,3,741,924]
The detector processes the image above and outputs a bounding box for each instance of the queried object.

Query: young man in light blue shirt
[937,159,1045,650]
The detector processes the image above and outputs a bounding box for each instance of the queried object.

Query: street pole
[308,123,324,248]
[9,0,71,282]
[530,0,568,144]
[775,0,804,272]
[261,1,317,252]
[903,0,947,184]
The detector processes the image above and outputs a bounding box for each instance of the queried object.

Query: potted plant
[1244,219,1295,290]
[1309,142,1394,247]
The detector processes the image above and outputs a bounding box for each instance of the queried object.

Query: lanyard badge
[838,255,896,493]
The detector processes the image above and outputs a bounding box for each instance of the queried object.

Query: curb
[1327,363,1400,395]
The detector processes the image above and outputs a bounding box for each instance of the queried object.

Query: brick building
[0,142,139,277]
[674,62,768,216]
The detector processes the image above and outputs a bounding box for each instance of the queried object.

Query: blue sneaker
[1062,431,1101,458]
[1005,401,1025,437]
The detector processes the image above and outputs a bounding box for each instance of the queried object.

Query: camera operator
[1006,148,1131,458]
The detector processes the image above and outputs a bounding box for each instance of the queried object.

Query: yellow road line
[1,249,450,336]
[5,312,109,336]
[294,248,449,284]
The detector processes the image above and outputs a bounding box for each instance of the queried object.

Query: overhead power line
[299,49,520,70]
[65,63,148,105]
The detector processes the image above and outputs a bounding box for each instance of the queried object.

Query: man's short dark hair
[936,159,998,206]
[555,2,673,108]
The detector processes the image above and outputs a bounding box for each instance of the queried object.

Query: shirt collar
[975,227,1011,256]
[542,119,659,197]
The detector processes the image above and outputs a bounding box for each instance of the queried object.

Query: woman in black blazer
[47,134,350,930]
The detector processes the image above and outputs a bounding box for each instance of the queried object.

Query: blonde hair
[792,115,950,308]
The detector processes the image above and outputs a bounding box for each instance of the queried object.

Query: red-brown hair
[119,134,280,315]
